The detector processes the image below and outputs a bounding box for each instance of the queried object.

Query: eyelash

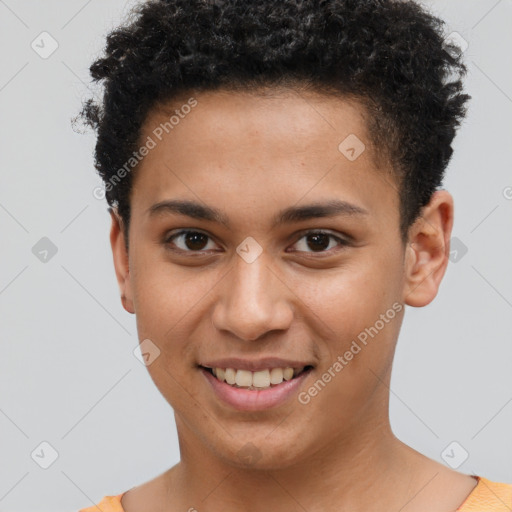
[163,229,350,256]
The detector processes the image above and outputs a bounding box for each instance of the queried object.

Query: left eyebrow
[272,199,369,227]
[147,198,369,229]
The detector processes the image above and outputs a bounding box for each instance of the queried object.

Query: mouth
[199,364,314,411]
[199,364,314,391]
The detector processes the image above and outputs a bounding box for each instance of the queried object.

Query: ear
[402,189,454,307]
[109,208,135,314]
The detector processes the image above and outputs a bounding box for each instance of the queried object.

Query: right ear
[109,208,135,314]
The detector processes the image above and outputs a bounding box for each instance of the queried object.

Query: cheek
[296,269,403,426]
[298,254,400,327]
[130,256,224,402]
[294,253,403,372]
[130,252,216,337]
[130,260,204,404]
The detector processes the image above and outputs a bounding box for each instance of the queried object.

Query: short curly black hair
[78,0,470,246]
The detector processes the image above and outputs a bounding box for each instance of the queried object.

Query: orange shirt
[78,475,512,512]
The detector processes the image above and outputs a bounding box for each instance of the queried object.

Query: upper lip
[199,357,314,372]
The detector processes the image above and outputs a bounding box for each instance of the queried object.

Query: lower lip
[200,367,312,411]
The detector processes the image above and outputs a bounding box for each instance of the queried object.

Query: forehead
[142,87,373,160]
[130,87,399,229]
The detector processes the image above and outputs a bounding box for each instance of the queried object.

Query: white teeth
[215,368,225,381]
[224,368,236,385]
[209,366,307,389]
[235,370,253,387]
[269,368,283,384]
[283,368,294,381]
[252,369,270,388]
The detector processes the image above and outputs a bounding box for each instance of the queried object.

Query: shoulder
[457,476,512,512]
[80,468,174,512]
[78,492,126,512]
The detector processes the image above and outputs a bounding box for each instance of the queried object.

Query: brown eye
[305,233,331,252]
[184,232,208,250]
[291,230,348,254]
[166,230,218,252]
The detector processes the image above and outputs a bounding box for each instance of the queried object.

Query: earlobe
[402,190,454,308]
[109,208,135,314]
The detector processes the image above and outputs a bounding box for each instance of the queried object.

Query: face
[110,87,452,470]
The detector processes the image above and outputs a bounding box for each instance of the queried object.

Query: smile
[201,365,312,390]
[199,365,314,411]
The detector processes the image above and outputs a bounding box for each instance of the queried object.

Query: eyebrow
[147,199,369,228]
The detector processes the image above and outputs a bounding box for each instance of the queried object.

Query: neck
[169,409,420,512]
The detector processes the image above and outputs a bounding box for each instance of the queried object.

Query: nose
[211,252,293,341]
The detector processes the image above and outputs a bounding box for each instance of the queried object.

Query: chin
[216,436,308,472]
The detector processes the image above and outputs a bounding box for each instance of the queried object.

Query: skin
[110,88,477,512]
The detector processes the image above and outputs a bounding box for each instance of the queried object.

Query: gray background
[0,1,511,511]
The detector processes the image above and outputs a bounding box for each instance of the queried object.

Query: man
[78,0,511,511]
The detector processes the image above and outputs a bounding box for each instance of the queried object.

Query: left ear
[402,189,454,307]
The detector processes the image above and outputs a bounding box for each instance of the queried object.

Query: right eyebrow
[147,200,230,226]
